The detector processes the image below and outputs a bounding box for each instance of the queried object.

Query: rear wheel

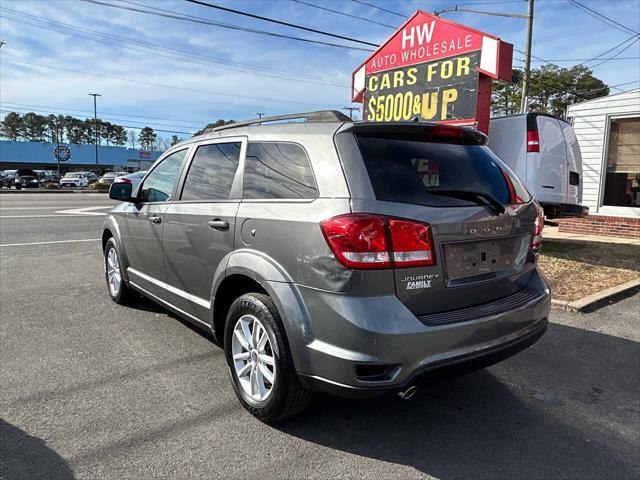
[224,293,311,423]
[104,237,134,304]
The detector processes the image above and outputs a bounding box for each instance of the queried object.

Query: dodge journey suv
[104,111,551,422]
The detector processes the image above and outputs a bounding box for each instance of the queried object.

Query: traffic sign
[55,145,71,162]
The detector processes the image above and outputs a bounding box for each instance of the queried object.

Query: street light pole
[343,106,360,119]
[520,0,535,113]
[256,112,264,119]
[89,93,101,166]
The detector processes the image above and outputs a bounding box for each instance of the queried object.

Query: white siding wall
[566,89,640,214]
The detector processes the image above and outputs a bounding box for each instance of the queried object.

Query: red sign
[352,10,513,133]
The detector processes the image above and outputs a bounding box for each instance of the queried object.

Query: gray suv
[104,111,550,422]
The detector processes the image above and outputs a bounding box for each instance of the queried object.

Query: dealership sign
[352,10,513,133]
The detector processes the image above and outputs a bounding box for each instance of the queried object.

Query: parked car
[98,171,127,185]
[35,170,59,184]
[12,169,41,189]
[79,171,98,184]
[114,171,147,191]
[0,169,18,188]
[1,169,40,189]
[489,113,587,218]
[103,111,550,422]
[60,172,89,188]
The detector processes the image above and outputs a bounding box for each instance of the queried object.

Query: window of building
[243,142,318,199]
[139,149,188,203]
[181,143,241,201]
[603,117,640,208]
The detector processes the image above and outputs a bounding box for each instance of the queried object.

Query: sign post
[352,10,513,134]
[54,145,71,179]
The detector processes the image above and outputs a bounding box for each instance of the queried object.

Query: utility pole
[343,106,360,119]
[256,112,264,119]
[89,93,101,165]
[520,0,535,113]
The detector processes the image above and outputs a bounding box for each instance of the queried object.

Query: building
[0,140,161,173]
[559,89,640,238]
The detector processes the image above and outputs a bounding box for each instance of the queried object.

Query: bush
[91,183,110,192]
[43,182,60,189]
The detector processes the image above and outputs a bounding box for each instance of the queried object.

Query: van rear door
[559,120,582,207]
[534,115,567,205]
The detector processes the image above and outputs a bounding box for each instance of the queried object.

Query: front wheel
[104,237,134,304]
[224,293,311,423]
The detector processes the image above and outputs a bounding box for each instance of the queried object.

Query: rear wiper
[425,189,505,214]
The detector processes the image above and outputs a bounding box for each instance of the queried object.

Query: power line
[1,102,206,126]
[566,0,639,36]
[531,56,639,62]
[0,15,348,89]
[183,0,379,47]
[291,0,396,29]
[0,109,193,135]
[0,104,201,130]
[79,0,374,52]
[589,36,640,69]
[4,59,338,108]
[350,0,407,19]
[580,34,640,66]
[0,8,349,88]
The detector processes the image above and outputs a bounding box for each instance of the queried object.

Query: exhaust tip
[397,385,418,400]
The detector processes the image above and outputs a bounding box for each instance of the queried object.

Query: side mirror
[109,182,134,202]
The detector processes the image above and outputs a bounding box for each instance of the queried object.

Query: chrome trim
[127,267,211,309]
[129,281,211,328]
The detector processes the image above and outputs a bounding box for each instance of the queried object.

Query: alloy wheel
[106,247,121,297]
[231,314,276,401]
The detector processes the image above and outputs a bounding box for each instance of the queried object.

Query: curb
[551,278,640,312]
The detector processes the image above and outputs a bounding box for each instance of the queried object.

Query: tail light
[527,130,540,153]
[117,177,132,184]
[320,214,435,269]
[531,207,544,250]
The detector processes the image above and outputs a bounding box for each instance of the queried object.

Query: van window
[356,134,531,207]
[243,142,318,199]
[181,143,241,201]
[537,116,565,156]
[139,149,188,203]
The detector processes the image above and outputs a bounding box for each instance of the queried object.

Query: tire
[103,237,134,305]
[224,293,311,423]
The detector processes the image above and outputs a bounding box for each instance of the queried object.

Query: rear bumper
[541,202,588,218]
[293,268,551,398]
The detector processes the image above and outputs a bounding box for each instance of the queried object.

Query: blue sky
[1,0,639,141]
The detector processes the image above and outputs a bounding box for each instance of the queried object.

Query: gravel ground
[539,241,640,301]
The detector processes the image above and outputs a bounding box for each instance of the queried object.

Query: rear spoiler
[338,122,488,146]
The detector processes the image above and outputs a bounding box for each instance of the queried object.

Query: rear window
[356,134,530,207]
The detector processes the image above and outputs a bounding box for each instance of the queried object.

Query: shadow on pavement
[277,323,639,479]
[0,420,75,480]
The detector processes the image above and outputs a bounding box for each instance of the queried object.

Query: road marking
[0,214,98,218]
[0,238,101,247]
[0,205,113,210]
[55,206,111,216]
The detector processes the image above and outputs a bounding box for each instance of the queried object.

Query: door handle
[208,219,229,231]
[148,216,162,224]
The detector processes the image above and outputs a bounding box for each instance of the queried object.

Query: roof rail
[208,110,351,133]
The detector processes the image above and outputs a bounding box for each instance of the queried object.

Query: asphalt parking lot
[1,193,638,480]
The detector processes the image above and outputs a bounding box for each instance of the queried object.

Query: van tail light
[531,207,544,250]
[527,130,540,153]
[320,214,435,270]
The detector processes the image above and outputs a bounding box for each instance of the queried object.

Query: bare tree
[127,129,137,149]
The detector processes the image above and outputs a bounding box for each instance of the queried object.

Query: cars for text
[104,111,551,422]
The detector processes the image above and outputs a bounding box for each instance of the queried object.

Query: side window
[139,149,188,203]
[243,142,318,199]
[181,143,241,201]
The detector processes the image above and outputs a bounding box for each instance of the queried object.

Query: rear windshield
[356,134,530,207]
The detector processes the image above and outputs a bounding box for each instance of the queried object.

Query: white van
[489,113,587,218]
